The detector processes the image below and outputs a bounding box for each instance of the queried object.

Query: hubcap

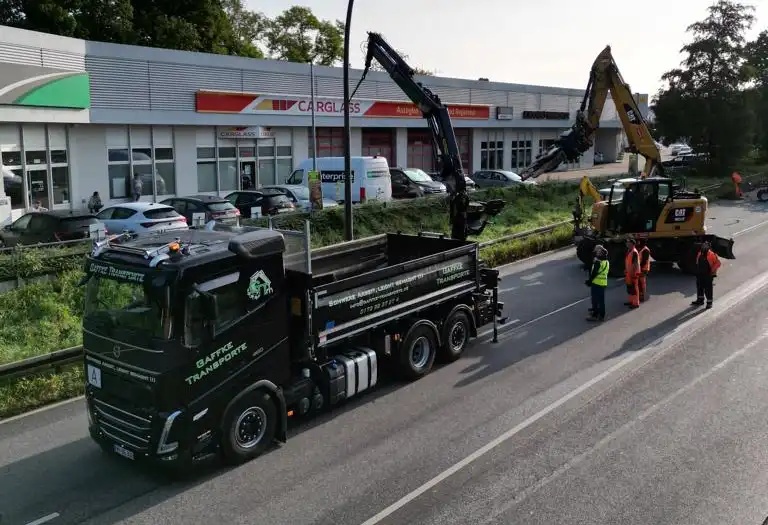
[449,322,467,352]
[234,406,267,449]
[410,336,431,369]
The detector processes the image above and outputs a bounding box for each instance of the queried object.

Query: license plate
[113,444,135,460]
[87,364,102,388]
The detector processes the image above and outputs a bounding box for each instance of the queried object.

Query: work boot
[691,299,704,307]
[706,302,713,310]
[586,315,602,322]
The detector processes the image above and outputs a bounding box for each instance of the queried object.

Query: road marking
[499,286,518,293]
[0,395,84,426]
[24,512,60,525]
[477,297,589,342]
[359,268,768,525]
[480,325,768,522]
[733,217,768,237]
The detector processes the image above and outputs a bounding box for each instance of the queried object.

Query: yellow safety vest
[592,260,609,287]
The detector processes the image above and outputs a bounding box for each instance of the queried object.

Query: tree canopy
[651,0,767,173]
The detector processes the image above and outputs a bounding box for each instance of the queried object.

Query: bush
[0,245,87,280]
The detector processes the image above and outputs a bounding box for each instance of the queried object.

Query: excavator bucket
[706,235,736,260]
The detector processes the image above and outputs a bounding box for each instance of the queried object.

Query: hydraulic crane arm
[519,46,661,181]
[354,32,503,241]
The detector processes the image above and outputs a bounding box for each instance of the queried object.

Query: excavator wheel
[576,239,596,268]
[606,244,625,278]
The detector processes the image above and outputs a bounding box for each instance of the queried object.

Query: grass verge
[1,170,762,419]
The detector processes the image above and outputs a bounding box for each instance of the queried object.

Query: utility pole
[342,0,355,241]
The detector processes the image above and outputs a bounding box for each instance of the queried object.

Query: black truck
[81,224,503,468]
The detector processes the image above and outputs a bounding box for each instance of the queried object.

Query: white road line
[24,512,60,525]
[477,297,589,342]
[480,326,768,523]
[733,217,768,237]
[358,268,768,525]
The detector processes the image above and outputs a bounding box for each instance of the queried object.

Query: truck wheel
[606,245,625,278]
[758,189,768,202]
[221,390,277,465]
[440,311,471,363]
[399,324,437,380]
[576,239,594,268]
[677,247,697,275]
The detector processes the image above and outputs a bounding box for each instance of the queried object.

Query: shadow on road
[454,264,698,388]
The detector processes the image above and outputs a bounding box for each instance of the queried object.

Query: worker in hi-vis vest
[586,244,610,322]
[624,237,642,309]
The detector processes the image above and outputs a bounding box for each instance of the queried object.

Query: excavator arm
[519,46,661,181]
[355,32,503,241]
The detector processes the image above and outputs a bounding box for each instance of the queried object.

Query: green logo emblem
[247,270,273,301]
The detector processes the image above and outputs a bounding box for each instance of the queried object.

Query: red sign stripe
[196,92,256,113]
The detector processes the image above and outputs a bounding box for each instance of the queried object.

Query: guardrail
[0,172,759,383]
[0,237,91,253]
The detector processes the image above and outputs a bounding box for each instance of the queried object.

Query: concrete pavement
[1,200,767,525]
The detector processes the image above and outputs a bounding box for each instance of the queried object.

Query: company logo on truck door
[247,270,273,301]
[185,341,248,385]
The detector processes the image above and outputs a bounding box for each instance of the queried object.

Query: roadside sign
[89,222,106,241]
[250,206,262,218]
[308,170,323,211]
[192,212,206,228]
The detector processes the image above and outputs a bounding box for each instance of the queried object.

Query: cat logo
[247,270,273,301]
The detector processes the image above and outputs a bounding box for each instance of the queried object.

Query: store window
[106,125,176,199]
[480,131,504,170]
[510,139,533,171]
[0,124,71,211]
[309,128,344,158]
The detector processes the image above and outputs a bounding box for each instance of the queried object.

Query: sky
[246,0,768,96]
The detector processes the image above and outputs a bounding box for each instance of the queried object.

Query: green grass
[1,167,764,419]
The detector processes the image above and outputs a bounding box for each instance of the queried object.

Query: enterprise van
[286,156,392,203]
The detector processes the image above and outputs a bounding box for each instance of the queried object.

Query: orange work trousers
[638,274,647,302]
[626,278,640,307]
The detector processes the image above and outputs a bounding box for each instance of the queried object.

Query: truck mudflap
[706,234,735,260]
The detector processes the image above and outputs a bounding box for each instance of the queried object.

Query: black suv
[0,210,99,247]
[225,190,296,218]
[160,195,240,227]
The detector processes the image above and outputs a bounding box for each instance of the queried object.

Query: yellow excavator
[519,46,735,277]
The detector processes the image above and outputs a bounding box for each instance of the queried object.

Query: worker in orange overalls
[624,237,641,309]
[637,238,651,302]
[732,172,743,198]
[691,241,721,310]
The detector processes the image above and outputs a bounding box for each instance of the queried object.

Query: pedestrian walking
[132,173,143,202]
[691,241,721,309]
[624,237,641,309]
[637,239,651,302]
[586,245,609,322]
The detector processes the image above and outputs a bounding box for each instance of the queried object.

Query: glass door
[26,167,49,210]
[240,161,256,189]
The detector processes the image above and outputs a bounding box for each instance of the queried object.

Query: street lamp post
[342,0,355,241]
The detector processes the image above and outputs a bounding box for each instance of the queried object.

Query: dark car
[0,210,100,248]
[160,195,240,227]
[428,171,478,192]
[390,168,447,199]
[225,190,296,218]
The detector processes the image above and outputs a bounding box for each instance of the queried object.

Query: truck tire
[607,244,625,278]
[440,311,471,363]
[758,189,768,202]
[221,390,277,465]
[677,246,698,275]
[399,324,438,380]
[576,239,595,269]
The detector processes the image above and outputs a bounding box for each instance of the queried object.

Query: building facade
[0,25,649,222]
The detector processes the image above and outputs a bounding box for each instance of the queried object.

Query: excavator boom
[519,46,661,180]
[356,32,503,240]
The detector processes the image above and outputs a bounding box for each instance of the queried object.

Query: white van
[286,156,392,203]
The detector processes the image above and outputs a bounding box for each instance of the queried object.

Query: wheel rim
[449,322,467,353]
[410,336,431,369]
[234,406,267,449]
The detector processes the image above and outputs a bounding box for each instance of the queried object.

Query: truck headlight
[157,410,182,455]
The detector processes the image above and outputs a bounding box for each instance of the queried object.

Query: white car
[96,202,188,235]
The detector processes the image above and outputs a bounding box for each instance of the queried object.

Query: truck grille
[92,398,152,452]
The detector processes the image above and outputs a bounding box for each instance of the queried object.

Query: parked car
[225,190,296,218]
[390,167,447,199]
[427,171,478,192]
[258,184,339,211]
[471,170,535,188]
[160,195,240,227]
[96,202,188,235]
[0,210,99,247]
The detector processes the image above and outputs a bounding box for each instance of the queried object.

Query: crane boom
[356,32,503,241]
[519,46,661,181]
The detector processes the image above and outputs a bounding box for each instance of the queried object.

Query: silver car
[260,184,340,211]
[96,202,188,234]
[471,170,536,188]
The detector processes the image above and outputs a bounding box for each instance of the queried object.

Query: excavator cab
[606,178,674,234]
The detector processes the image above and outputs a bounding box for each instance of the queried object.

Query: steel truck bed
[305,233,481,347]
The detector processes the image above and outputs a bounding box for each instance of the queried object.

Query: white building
[0,24,648,222]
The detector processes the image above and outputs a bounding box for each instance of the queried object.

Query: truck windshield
[84,276,172,340]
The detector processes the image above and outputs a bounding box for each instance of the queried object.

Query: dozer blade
[706,234,736,260]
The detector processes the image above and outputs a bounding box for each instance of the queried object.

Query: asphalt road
[2,200,768,525]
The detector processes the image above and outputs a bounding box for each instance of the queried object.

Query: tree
[367,49,435,76]
[745,30,768,158]
[652,0,756,173]
[264,6,344,66]
[221,0,266,58]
